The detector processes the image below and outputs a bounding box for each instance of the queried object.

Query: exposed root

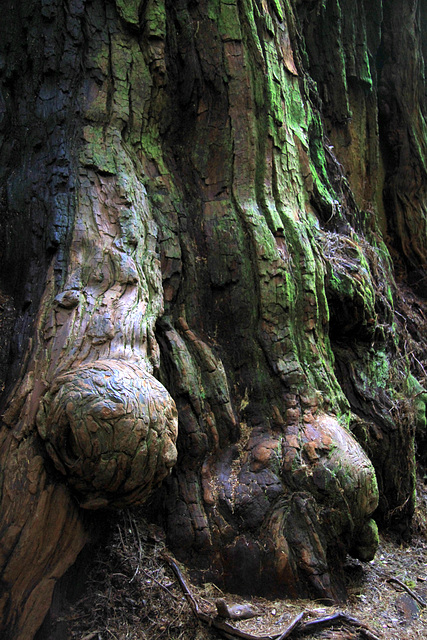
[55,481,427,640]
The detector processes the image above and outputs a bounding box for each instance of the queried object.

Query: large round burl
[36,360,178,509]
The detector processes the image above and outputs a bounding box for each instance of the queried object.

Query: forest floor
[52,476,427,640]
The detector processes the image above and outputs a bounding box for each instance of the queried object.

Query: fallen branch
[276,612,305,639]
[299,612,382,640]
[163,553,382,640]
[162,554,204,614]
[387,577,427,607]
[163,553,278,640]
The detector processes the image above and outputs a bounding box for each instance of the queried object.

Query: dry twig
[163,554,382,640]
[276,612,304,639]
[81,632,102,640]
[387,577,427,607]
[298,612,382,639]
[163,553,276,640]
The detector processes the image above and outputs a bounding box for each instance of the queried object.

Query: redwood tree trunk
[0,1,426,638]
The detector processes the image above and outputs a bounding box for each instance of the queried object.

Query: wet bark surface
[0,1,426,638]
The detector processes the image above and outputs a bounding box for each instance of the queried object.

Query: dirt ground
[48,474,427,640]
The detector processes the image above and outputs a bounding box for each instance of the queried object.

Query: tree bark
[0,1,425,638]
